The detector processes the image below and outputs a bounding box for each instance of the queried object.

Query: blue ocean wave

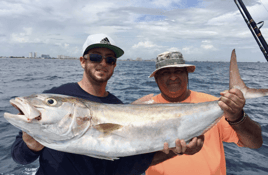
[0,58,267,174]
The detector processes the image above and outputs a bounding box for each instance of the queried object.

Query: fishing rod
[234,0,268,61]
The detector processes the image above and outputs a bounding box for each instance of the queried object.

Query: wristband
[225,110,248,125]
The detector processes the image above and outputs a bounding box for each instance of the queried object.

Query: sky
[1,0,268,62]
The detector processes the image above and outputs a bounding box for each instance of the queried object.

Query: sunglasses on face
[84,54,116,65]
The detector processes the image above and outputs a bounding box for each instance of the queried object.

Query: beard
[84,64,114,84]
[166,79,182,92]
[157,80,187,99]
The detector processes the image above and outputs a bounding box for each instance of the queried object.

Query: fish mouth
[4,97,41,122]
[11,102,24,115]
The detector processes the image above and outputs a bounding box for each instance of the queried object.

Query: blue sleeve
[11,131,41,165]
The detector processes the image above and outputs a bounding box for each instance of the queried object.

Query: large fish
[4,50,268,160]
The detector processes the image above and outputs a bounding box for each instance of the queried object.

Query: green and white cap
[149,51,195,78]
[82,33,124,58]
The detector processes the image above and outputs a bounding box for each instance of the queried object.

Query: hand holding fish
[162,139,186,155]
[218,88,263,148]
[22,131,44,152]
[162,136,204,155]
[183,135,204,155]
[218,88,245,122]
[150,136,204,165]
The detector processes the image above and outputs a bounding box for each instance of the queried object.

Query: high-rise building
[41,54,50,59]
[29,52,32,58]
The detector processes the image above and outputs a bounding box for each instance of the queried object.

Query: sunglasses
[85,54,116,65]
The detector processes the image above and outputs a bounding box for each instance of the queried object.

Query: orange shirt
[146,91,241,175]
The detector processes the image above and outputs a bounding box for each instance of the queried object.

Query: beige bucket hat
[149,51,196,78]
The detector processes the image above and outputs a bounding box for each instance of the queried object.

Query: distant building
[29,52,37,58]
[41,54,51,59]
[58,55,78,59]
[136,57,142,61]
[10,56,25,58]
[58,55,64,59]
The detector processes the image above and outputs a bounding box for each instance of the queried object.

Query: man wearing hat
[11,34,194,175]
[133,51,262,175]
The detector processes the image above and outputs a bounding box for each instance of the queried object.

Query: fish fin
[229,49,268,99]
[86,154,119,161]
[93,123,123,134]
[131,94,155,104]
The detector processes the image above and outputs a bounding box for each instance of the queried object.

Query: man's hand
[218,88,263,149]
[162,135,204,155]
[218,88,245,122]
[22,131,44,152]
[150,136,204,166]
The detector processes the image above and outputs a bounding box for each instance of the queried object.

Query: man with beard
[11,34,204,175]
[133,51,262,175]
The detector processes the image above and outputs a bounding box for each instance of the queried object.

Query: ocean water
[0,58,268,175]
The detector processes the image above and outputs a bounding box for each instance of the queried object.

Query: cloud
[132,41,159,49]
[201,44,214,50]
[0,0,267,61]
[132,41,148,49]
[200,40,216,50]
[10,27,33,43]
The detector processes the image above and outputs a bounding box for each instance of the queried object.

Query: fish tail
[229,49,268,99]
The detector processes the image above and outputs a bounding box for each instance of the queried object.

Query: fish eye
[45,98,57,106]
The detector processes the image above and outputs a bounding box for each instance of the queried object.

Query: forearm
[230,113,263,149]
[150,151,177,166]
[11,131,40,165]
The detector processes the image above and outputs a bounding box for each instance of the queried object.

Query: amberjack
[4,49,268,160]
